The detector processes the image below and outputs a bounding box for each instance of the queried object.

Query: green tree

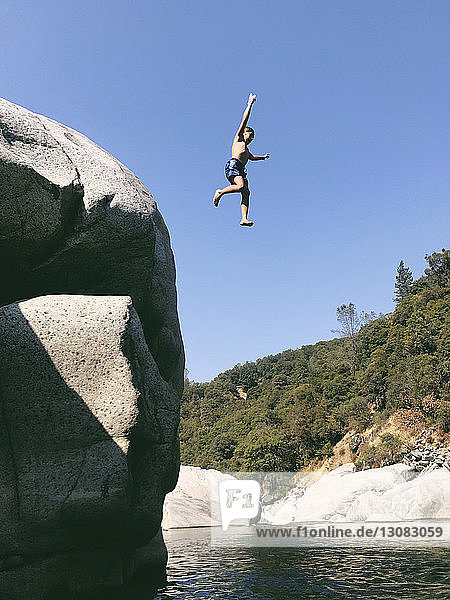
[338,397,372,432]
[437,401,450,432]
[333,303,373,375]
[394,260,414,303]
[424,248,450,286]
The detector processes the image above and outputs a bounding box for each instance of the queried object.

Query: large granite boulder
[0,97,183,393]
[0,295,179,597]
[346,468,450,521]
[262,463,419,524]
[0,99,184,598]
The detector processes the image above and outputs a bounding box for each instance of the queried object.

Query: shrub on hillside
[356,433,405,469]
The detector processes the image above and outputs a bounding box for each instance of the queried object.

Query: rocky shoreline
[402,436,450,472]
[163,461,450,530]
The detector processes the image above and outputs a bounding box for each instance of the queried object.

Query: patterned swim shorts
[225,158,247,184]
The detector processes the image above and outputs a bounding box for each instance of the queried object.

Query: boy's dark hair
[244,126,254,136]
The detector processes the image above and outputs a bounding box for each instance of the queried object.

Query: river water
[156,527,450,600]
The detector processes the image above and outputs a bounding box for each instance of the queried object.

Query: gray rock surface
[0,295,179,598]
[0,98,184,598]
[0,295,180,597]
[0,97,184,393]
[402,436,450,472]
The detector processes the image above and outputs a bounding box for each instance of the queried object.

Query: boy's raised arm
[235,93,257,139]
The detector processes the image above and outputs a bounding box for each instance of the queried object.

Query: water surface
[156,527,450,600]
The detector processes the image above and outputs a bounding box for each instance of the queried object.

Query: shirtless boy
[213,93,269,227]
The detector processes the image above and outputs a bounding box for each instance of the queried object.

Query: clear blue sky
[1,1,449,381]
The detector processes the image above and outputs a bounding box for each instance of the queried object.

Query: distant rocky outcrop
[262,462,450,524]
[0,99,184,599]
[402,434,450,472]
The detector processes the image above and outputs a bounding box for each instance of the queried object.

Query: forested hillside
[180,249,450,472]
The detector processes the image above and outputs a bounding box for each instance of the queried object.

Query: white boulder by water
[163,463,450,530]
[347,468,450,521]
[262,463,450,524]
[162,466,235,529]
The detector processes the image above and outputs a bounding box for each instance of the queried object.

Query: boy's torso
[231,140,250,165]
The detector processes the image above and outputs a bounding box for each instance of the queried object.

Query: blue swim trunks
[225,158,247,184]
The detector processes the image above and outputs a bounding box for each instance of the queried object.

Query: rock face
[346,468,450,521]
[402,436,450,472]
[262,463,450,524]
[0,99,184,598]
[0,295,180,597]
[0,97,183,392]
[162,466,235,529]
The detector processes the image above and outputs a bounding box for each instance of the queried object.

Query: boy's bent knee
[232,176,245,190]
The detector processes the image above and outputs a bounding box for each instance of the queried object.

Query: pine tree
[394,260,413,303]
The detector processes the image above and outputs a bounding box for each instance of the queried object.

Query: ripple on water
[155,528,450,600]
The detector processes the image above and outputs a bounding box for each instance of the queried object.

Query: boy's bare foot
[213,189,222,207]
[240,220,254,227]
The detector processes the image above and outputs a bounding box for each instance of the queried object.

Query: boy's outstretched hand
[264,153,270,159]
[248,93,257,105]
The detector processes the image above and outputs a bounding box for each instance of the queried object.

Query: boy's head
[244,126,254,144]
